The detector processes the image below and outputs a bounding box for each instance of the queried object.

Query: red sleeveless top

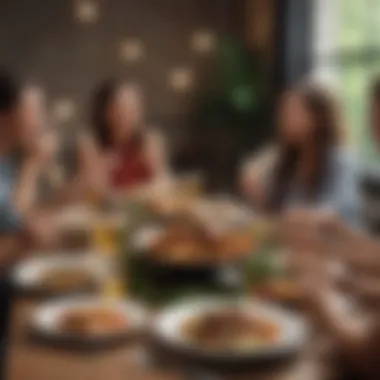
[108,140,153,189]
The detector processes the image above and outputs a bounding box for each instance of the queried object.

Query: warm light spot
[119,38,145,63]
[191,30,216,55]
[74,0,99,24]
[168,68,193,92]
[52,99,76,123]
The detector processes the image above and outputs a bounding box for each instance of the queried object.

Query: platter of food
[253,277,304,305]
[127,174,203,217]
[12,255,108,296]
[189,196,255,231]
[154,297,308,363]
[130,218,256,268]
[30,297,146,348]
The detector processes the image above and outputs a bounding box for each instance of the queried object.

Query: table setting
[4,177,360,380]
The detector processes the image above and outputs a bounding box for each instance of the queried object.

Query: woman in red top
[78,79,168,196]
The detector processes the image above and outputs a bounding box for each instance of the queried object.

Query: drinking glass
[90,213,126,298]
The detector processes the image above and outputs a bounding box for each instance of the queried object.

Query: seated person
[299,250,380,379]
[0,72,57,258]
[76,79,169,200]
[286,209,380,298]
[0,70,57,370]
[281,209,380,378]
[14,84,57,213]
[240,83,361,227]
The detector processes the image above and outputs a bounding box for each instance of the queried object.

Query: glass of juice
[90,213,126,298]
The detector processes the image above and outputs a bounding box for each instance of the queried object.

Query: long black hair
[91,78,144,151]
[0,68,20,113]
[91,78,119,149]
[268,84,341,211]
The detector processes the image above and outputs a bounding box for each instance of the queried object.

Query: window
[313,0,380,155]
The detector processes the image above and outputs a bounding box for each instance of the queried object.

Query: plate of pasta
[154,297,308,363]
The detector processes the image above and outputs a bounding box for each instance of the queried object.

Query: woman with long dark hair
[78,79,168,195]
[241,83,360,225]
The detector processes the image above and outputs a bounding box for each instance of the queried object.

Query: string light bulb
[120,38,145,63]
[191,30,216,55]
[74,0,99,24]
[168,67,193,93]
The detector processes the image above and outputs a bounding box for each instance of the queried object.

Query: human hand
[25,212,60,249]
[281,208,343,255]
[280,208,318,251]
[26,132,57,168]
[311,208,344,237]
[298,250,331,297]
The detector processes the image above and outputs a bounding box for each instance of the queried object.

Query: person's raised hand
[298,249,331,298]
[280,208,318,251]
[25,211,60,249]
[25,131,57,172]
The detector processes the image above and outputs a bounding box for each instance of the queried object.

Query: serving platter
[12,254,108,297]
[154,297,309,364]
[30,297,146,349]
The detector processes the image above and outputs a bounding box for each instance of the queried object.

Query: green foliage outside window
[333,0,380,156]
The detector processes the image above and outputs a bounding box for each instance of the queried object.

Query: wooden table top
[5,297,329,380]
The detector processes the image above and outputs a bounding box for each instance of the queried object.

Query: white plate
[129,223,253,269]
[191,196,255,232]
[154,298,309,362]
[12,254,109,293]
[31,297,146,345]
[55,206,126,231]
[54,205,97,230]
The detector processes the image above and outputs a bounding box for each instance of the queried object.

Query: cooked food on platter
[12,255,106,295]
[254,278,304,303]
[145,220,255,265]
[145,192,197,215]
[31,298,146,346]
[58,307,128,336]
[181,308,279,351]
[37,268,97,293]
[190,197,254,229]
[154,298,308,362]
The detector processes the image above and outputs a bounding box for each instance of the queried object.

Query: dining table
[4,294,332,380]
[4,201,334,380]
